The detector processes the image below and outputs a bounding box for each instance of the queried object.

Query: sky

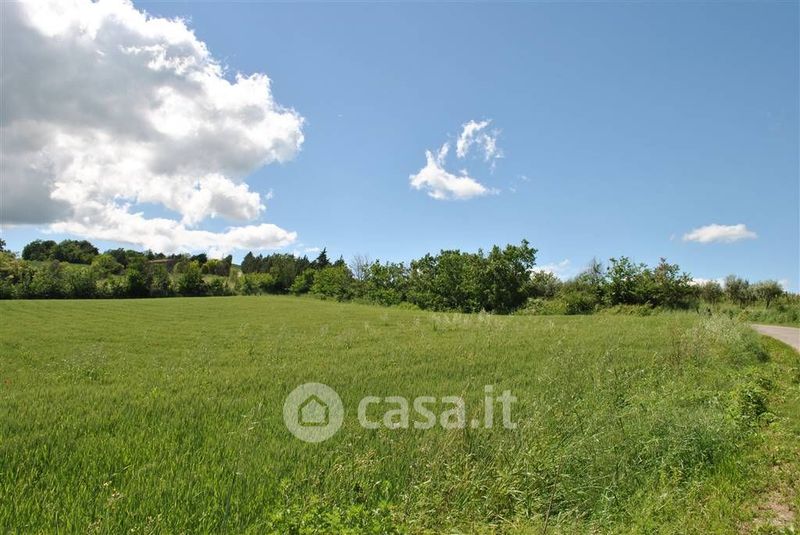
[1,0,798,289]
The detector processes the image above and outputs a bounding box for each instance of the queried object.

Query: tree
[311,248,330,270]
[605,257,649,306]
[64,267,97,298]
[52,240,99,264]
[190,253,208,266]
[290,269,316,294]
[697,280,724,304]
[650,258,694,309]
[149,264,172,297]
[91,253,124,278]
[361,261,409,305]
[724,275,752,307]
[753,280,784,309]
[311,265,354,300]
[241,252,259,274]
[29,261,64,298]
[0,239,6,253]
[175,261,206,296]
[530,271,561,299]
[482,241,538,313]
[22,240,58,261]
[125,259,152,298]
[350,254,371,282]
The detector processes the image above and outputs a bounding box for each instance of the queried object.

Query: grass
[1,296,798,533]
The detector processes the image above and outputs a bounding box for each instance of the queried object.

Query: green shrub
[311,265,355,301]
[175,261,206,296]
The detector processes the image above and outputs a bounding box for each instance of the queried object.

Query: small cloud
[689,277,725,286]
[410,120,505,201]
[682,224,757,244]
[533,259,573,280]
[455,119,502,163]
[409,144,494,200]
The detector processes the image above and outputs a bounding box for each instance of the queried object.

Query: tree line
[0,238,793,317]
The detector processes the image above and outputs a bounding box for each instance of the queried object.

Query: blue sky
[2,1,798,288]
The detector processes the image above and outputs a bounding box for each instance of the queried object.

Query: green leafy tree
[125,259,152,298]
[311,265,354,300]
[311,248,330,270]
[91,253,124,278]
[53,240,99,264]
[29,261,64,298]
[697,280,724,304]
[724,275,752,307]
[22,240,58,261]
[482,240,538,313]
[753,280,784,309]
[606,257,649,306]
[530,271,561,299]
[175,261,206,296]
[290,269,316,295]
[361,261,409,305]
[650,258,694,309]
[64,267,97,298]
[149,264,172,297]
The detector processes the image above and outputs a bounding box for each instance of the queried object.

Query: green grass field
[1,297,798,533]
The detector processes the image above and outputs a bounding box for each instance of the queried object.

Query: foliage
[290,268,316,295]
[2,239,795,324]
[311,265,355,300]
[21,239,58,261]
[91,253,124,278]
[752,280,784,309]
[175,261,206,296]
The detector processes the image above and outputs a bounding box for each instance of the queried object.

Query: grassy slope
[0,297,797,533]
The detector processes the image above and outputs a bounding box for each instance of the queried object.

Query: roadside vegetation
[1,297,797,532]
[1,238,796,326]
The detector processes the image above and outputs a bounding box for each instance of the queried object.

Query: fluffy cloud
[455,119,502,162]
[409,144,492,200]
[410,120,502,201]
[682,224,757,244]
[1,0,304,254]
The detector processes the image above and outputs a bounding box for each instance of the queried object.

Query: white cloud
[0,0,304,255]
[410,120,504,201]
[409,143,492,200]
[689,277,724,286]
[533,259,574,280]
[682,224,757,244]
[455,119,502,162]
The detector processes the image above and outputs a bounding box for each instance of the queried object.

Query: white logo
[283,383,344,443]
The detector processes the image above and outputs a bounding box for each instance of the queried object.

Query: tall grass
[0,297,796,533]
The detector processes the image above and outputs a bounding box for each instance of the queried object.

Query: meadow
[1,296,798,533]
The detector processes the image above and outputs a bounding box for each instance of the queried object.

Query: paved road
[751,324,800,352]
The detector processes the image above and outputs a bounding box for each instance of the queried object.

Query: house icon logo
[298,395,329,427]
[283,383,344,443]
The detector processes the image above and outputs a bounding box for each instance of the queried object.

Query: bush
[562,288,598,315]
[91,253,124,278]
[21,240,57,261]
[239,273,279,295]
[149,264,173,297]
[206,277,231,296]
[290,269,316,295]
[175,261,206,296]
[311,265,354,301]
[64,267,97,298]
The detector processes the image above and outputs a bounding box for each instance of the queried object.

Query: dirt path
[750,324,800,351]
